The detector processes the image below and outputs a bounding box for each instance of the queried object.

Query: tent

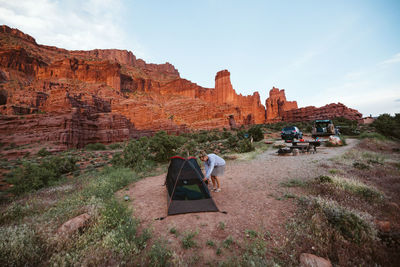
[165,156,219,215]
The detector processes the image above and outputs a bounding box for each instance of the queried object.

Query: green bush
[117,138,150,171]
[332,117,359,135]
[353,162,369,170]
[85,143,106,151]
[148,240,172,267]
[318,199,376,243]
[315,175,333,183]
[149,131,187,162]
[6,156,77,195]
[0,224,46,266]
[236,139,255,153]
[181,230,198,249]
[248,125,264,142]
[371,113,400,139]
[37,148,51,157]
[108,143,123,150]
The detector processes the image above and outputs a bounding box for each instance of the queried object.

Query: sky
[0,0,399,117]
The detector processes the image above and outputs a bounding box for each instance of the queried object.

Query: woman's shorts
[211,165,225,176]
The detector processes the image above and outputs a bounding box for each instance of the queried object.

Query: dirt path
[119,139,359,262]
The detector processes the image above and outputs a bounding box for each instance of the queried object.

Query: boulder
[299,253,332,267]
[328,136,342,146]
[57,213,91,235]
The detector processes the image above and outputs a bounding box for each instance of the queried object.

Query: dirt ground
[118,139,359,262]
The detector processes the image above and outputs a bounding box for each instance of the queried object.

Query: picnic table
[288,140,321,153]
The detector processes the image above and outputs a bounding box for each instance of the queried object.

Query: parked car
[312,119,335,138]
[281,126,303,141]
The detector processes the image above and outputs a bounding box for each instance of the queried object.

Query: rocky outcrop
[265,87,298,122]
[0,109,140,149]
[0,25,364,150]
[0,48,47,76]
[281,103,362,122]
[36,58,121,90]
[70,49,180,78]
[0,25,36,44]
[299,253,332,267]
[265,88,362,122]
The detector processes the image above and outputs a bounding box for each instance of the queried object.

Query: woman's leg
[214,176,220,189]
[211,176,216,189]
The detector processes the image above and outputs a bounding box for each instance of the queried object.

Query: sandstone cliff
[0,25,363,149]
[264,88,362,122]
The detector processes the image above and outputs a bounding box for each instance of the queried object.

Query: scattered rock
[57,213,91,235]
[375,220,391,232]
[299,253,332,267]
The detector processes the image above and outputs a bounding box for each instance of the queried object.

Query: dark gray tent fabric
[165,156,219,215]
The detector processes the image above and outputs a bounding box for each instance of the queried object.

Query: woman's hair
[199,150,207,159]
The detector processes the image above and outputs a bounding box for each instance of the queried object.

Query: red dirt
[118,139,359,263]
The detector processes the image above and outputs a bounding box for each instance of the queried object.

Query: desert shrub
[236,139,255,153]
[0,224,46,266]
[247,125,264,142]
[371,113,400,139]
[149,131,187,162]
[222,129,232,139]
[181,230,198,249]
[315,175,333,183]
[330,176,383,201]
[280,179,307,187]
[206,240,215,247]
[85,142,106,151]
[148,240,172,267]
[6,156,77,195]
[114,137,151,171]
[359,132,387,141]
[314,198,376,243]
[37,148,51,157]
[222,236,234,248]
[83,167,139,200]
[100,199,150,255]
[176,139,197,157]
[353,161,369,170]
[332,117,359,135]
[108,143,123,150]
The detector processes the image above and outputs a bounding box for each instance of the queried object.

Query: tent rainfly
[165,156,219,215]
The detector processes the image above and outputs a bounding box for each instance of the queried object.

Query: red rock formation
[0,109,141,149]
[0,48,47,76]
[36,58,121,90]
[158,70,266,125]
[264,88,362,122]
[265,87,298,122]
[281,102,362,122]
[70,49,180,79]
[0,25,36,44]
[0,25,364,150]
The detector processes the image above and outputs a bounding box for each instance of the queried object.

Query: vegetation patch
[280,179,306,187]
[6,155,77,195]
[181,230,198,249]
[85,143,106,151]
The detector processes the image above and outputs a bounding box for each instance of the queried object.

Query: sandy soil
[118,139,359,262]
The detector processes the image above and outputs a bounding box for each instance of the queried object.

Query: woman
[199,151,226,192]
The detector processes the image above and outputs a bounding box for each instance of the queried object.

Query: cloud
[0,0,146,57]
[379,52,400,66]
[395,99,400,102]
